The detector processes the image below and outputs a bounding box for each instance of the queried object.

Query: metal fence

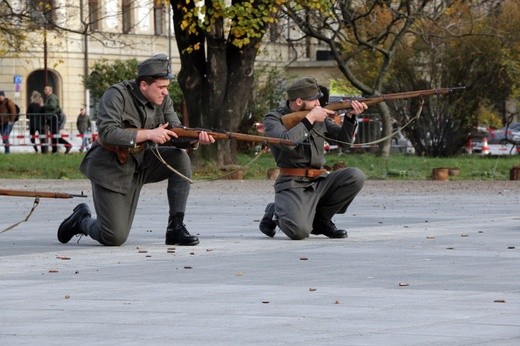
[1,113,96,153]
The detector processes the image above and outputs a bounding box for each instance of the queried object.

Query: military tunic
[79,80,192,245]
[263,104,366,240]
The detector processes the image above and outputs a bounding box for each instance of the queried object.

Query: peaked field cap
[286,77,323,101]
[137,54,174,79]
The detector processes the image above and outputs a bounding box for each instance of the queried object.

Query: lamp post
[167,0,172,63]
[43,22,48,86]
[79,0,90,109]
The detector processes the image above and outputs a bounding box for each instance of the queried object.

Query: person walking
[57,54,215,247]
[27,90,49,153]
[0,90,17,154]
[57,111,72,153]
[42,85,71,153]
[76,107,92,152]
[258,77,368,240]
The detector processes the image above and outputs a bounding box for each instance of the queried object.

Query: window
[88,0,100,31]
[154,0,166,36]
[122,0,133,34]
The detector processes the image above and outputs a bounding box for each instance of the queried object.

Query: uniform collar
[125,80,155,108]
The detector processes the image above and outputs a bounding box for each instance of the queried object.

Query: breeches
[275,167,365,240]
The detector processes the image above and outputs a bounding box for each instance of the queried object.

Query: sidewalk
[1,179,519,345]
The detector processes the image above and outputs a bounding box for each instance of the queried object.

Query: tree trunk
[171,1,263,167]
[377,103,392,157]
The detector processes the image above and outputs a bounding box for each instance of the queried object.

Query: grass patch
[0,152,519,180]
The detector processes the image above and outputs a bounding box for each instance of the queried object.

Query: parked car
[468,125,520,156]
[488,122,520,144]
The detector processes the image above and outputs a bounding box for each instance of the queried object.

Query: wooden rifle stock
[0,189,87,199]
[281,86,466,129]
[169,126,301,146]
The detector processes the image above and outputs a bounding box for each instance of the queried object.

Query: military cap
[286,77,323,101]
[137,54,174,79]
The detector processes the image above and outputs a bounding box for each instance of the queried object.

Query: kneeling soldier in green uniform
[58,54,215,246]
[259,77,367,240]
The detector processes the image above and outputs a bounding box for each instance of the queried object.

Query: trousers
[275,167,365,240]
[83,146,192,246]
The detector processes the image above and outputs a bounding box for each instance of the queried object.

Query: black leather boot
[57,203,91,243]
[311,215,348,238]
[259,203,277,238]
[165,213,199,246]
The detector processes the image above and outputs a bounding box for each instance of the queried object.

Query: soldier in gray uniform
[259,77,367,240]
[57,54,215,246]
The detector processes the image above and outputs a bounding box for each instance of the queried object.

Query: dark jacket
[76,114,92,134]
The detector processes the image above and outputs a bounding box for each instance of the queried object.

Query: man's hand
[139,123,215,145]
[145,123,178,144]
[346,100,368,118]
[198,131,215,145]
[305,106,336,125]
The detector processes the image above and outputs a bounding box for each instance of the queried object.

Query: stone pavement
[0,179,519,345]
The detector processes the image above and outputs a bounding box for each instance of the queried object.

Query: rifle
[0,189,87,234]
[281,86,466,129]
[0,189,87,199]
[167,126,303,146]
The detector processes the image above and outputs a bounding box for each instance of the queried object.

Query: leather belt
[96,137,145,164]
[279,167,328,178]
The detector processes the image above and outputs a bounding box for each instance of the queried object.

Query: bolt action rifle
[0,189,87,199]
[165,126,305,146]
[0,189,87,233]
[281,86,466,129]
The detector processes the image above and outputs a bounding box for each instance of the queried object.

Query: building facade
[0,0,339,120]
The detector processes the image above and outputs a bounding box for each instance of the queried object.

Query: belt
[96,137,145,164]
[279,167,328,178]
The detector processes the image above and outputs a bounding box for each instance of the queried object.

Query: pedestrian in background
[0,90,17,154]
[42,85,71,154]
[76,107,92,153]
[27,90,48,153]
[57,111,72,154]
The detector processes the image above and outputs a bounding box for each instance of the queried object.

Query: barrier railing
[1,113,96,153]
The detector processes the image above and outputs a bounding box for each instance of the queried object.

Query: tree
[280,0,445,156]
[0,0,30,53]
[281,0,520,157]
[0,0,160,54]
[388,0,520,156]
[170,0,280,165]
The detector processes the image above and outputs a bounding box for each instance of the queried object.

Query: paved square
[1,179,519,345]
